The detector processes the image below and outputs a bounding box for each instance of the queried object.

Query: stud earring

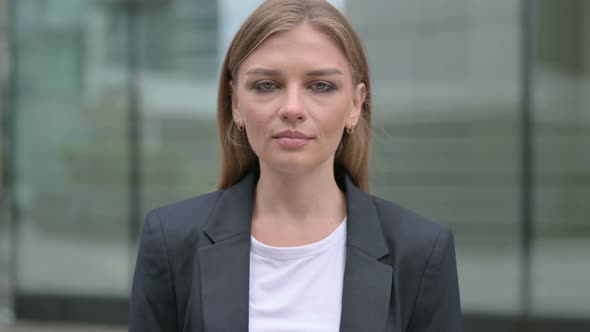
[347,124,354,135]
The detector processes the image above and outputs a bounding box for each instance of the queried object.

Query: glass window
[13,0,130,297]
[532,0,590,318]
[349,0,523,314]
[137,0,221,219]
[0,0,14,321]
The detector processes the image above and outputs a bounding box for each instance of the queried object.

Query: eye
[309,81,335,92]
[253,81,280,91]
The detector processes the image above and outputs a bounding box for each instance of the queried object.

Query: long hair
[217,0,372,191]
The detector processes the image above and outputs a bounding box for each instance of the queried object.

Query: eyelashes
[254,81,278,91]
[309,81,334,92]
[250,80,336,93]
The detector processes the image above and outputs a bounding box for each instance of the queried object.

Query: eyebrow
[244,68,343,76]
[245,68,281,76]
[305,68,343,76]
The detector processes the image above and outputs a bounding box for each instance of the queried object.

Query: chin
[266,159,317,175]
[260,154,334,176]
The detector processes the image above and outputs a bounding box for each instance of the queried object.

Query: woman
[129,1,462,331]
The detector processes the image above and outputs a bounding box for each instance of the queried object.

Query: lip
[272,130,313,139]
[272,130,313,148]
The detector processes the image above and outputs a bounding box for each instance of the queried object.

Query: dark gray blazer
[129,170,462,332]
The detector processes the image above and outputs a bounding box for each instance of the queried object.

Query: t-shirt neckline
[250,217,347,260]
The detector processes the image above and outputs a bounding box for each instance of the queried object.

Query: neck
[254,161,346,228]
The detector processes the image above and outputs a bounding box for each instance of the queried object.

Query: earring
[346,124,354,135]
[235,118,244,131]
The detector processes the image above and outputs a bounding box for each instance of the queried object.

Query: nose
[278,86,306,123]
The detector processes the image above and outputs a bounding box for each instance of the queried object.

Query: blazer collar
[198,169,395,331]
[203,169,389,259]
[202,171,257,243]
[342,174,390,259]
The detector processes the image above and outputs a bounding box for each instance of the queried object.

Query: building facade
[0,0,589,330]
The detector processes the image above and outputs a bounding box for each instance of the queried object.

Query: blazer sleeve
[408,229,463,332]
[129,210,179,332]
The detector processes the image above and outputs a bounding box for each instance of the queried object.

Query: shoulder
[143,190,224,249]
[368,194,455,266]
[360,194,462,329]
[367,194,459,316]
[150,190,223,227]
[371,194,451,239]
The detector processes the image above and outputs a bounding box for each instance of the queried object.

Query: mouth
[272,130,314,148]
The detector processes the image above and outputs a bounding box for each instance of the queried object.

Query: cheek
[243,109,270,135]
[238,97,271,149]
[238,94,263,125]
[316,103,349,139]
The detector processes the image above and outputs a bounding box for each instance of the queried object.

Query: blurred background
[0,0,588,331]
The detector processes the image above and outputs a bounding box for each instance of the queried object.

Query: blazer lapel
[340,175,398,332]
[198,172,257,332]
[196,170,398,331]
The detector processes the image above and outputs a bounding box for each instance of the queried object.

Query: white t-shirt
[249,218,347,332]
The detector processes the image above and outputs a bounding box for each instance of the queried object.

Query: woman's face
[231,24,366,175]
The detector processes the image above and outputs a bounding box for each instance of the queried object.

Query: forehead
[238,24,351,77]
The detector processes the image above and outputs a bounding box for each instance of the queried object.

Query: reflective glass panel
[137,0,221,215]
[532,0,590,318]
[14,0,130,296]
[349,0,523,314]
[0,0,14,319]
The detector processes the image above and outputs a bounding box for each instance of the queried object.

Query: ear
[348,82,366,126]
[229,80,240,121]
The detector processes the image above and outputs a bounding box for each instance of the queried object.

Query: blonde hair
[217,0,372,191]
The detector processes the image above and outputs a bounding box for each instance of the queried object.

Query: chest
[248,236,346,332]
